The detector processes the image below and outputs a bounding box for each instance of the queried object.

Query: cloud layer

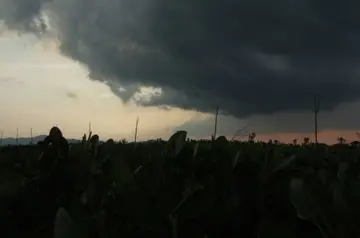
[176,100,360,137]
[1,0,360,120]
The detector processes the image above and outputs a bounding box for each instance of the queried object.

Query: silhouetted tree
[248,132,256,142]
[337,137,346,144]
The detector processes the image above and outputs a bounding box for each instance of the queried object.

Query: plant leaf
[110,157,134,187]
[232,151,240,170]
[289,178,318,221]
[272,155,296,174]
[193,143,200,159]
[54,207,75,238]
[337,162,348,184]
[214,136,228,147]
[317,169,327,184]
[167,130,187,157]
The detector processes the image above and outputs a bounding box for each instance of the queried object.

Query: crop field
[1,127,360,238]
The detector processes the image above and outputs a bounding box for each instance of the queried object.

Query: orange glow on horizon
[194,129,359,145]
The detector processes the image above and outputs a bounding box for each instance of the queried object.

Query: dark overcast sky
[1,0,360,134]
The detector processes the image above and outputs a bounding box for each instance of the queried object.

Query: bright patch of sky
[0,32,208,140]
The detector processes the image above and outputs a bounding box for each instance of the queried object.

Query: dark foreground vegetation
[1,127,360,238]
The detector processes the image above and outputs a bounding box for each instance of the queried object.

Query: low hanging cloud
[176,101,360,138]
[1,0,360,127]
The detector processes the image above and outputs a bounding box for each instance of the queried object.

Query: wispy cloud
[66,91,77,99]
[0,76,24,85]
[0,76,13,83]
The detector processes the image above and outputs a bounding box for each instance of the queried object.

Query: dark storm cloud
[2,0,360,120]
[0,0,49,32]
[175,101,360,136]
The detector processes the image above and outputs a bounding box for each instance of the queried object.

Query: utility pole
[16,128,19,145]
[134,117,139,143]
[313,95,321,144]
[30,128,33,145]
[213,106,219,140]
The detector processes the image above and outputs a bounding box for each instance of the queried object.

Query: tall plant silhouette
[313,95,321,144]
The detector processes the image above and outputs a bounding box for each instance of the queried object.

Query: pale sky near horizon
[0,32,359,144]
[0,32,211,141]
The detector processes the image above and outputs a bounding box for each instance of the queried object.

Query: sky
[1,0,360,144]
[0,33,207,141]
